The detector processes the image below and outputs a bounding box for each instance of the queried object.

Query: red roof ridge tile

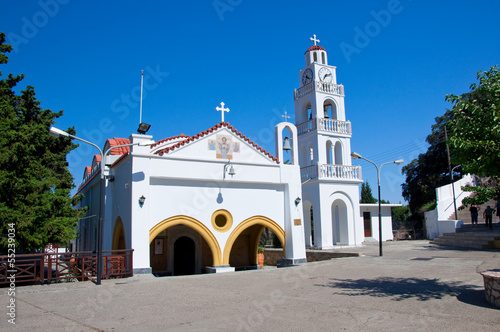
[154,122,279,163]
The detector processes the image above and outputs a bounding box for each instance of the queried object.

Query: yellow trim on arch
[149,215,223,266]
[223,216,285,265]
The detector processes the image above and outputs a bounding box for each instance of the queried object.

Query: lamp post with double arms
[351,152,404,257]
[49,127,154,284]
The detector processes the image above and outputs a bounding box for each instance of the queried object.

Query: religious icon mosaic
[208,134,240,159]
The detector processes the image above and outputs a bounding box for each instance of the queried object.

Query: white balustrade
[301,164,362,182]
[297,118,351,136]
[294,81,344,100]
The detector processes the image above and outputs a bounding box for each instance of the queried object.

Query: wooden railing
[0,249,133,286]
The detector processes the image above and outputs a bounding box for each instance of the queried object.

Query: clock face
[302,68,313,86]
[319,67,333,83]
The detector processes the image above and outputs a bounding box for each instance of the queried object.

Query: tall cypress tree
[360,181,378,204]
[0,32,85,253]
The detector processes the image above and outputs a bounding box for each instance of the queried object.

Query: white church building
[74,36,394,275]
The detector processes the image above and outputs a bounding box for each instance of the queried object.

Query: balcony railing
[301,164,362,182]
[294,81,344,100]
[297,118,352,136]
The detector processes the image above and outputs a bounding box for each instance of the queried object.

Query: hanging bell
[324,108,329,119]
[283,137,292,151]
[228,165,236,177]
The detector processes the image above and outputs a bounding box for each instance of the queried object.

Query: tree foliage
[446,65,500,205]
[0,32,85,252]
[360,181,377,203]
[401,111,461,215]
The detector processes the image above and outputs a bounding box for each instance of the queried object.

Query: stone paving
[2,241,500,331]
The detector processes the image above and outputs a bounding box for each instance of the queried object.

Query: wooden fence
[0,250,133,286]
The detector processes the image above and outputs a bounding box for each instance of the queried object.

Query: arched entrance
[332,199,349,245]
[112,217,126,250]
[224,216,285,268]
[149,216,221,276]
[174,236,196,276]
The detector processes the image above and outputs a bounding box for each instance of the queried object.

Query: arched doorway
[332,199,349,245]
[224,216,285,268]
[174,236,196,276]
[149,216,220,276]
[112,217,126,250]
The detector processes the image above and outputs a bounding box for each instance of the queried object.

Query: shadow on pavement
[315,277,482,302]
[455,289,496,309]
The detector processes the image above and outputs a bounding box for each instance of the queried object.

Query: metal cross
[282,111,291,122]
[310,34,320,45]
[216,102,230,122]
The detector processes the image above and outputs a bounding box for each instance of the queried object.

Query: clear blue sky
[2,0,499,203]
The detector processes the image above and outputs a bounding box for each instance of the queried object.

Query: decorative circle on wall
[211,209,233,232]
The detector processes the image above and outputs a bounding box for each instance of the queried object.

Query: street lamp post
[49,127,153,284]
[351,152,403,257]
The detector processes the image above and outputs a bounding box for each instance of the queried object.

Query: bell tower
[294,35,363,249]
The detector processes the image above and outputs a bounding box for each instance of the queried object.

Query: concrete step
[430,231,500,250]
[457,223,500,232]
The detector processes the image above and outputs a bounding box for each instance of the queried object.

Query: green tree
[401,111,461,215]
[360,181,377,203]
[0,33,84,253]
[446,65,500,205]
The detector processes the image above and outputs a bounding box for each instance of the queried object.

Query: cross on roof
[310,34,320,46]
[216,102,230,122]
[282,111,291,122]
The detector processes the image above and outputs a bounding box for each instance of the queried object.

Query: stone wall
[264,248,360,266]
[481,271,500,307]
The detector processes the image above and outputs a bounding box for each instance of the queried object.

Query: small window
[313,52,318,62]
[211,209,233,232]
[322,52,326,64]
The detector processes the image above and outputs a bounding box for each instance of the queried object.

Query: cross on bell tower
[310,34,320,45]
[216,102,230,122]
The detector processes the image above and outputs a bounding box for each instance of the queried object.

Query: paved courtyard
[2,241,499,331]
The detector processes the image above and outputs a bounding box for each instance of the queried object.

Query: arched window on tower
[313,52,318,62]
[308,142,314,166]
[303,102,312,122]
[326,141,334,165]
[282,127,293,165]
[323,100,337,120]
[322,52,326,64]
[300,144,307,166]
[334,141,343,165]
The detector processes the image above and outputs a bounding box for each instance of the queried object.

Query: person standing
[483,205,495,230]
[469,204,479,227]
[496,199,500,223]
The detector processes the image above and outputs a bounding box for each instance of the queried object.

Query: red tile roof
[83,166,91,178]
[155,122,279,163]
[305,45,326,53]
[151,134,189,148]
[106,137,131,155]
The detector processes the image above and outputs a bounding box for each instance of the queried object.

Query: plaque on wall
[294,219,302,226]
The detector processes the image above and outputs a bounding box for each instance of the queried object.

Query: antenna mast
[139,69,144,124]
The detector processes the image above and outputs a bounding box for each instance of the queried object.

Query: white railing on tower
[297,118,351,136]
[301,164,362,182]
[294,81,344,100]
